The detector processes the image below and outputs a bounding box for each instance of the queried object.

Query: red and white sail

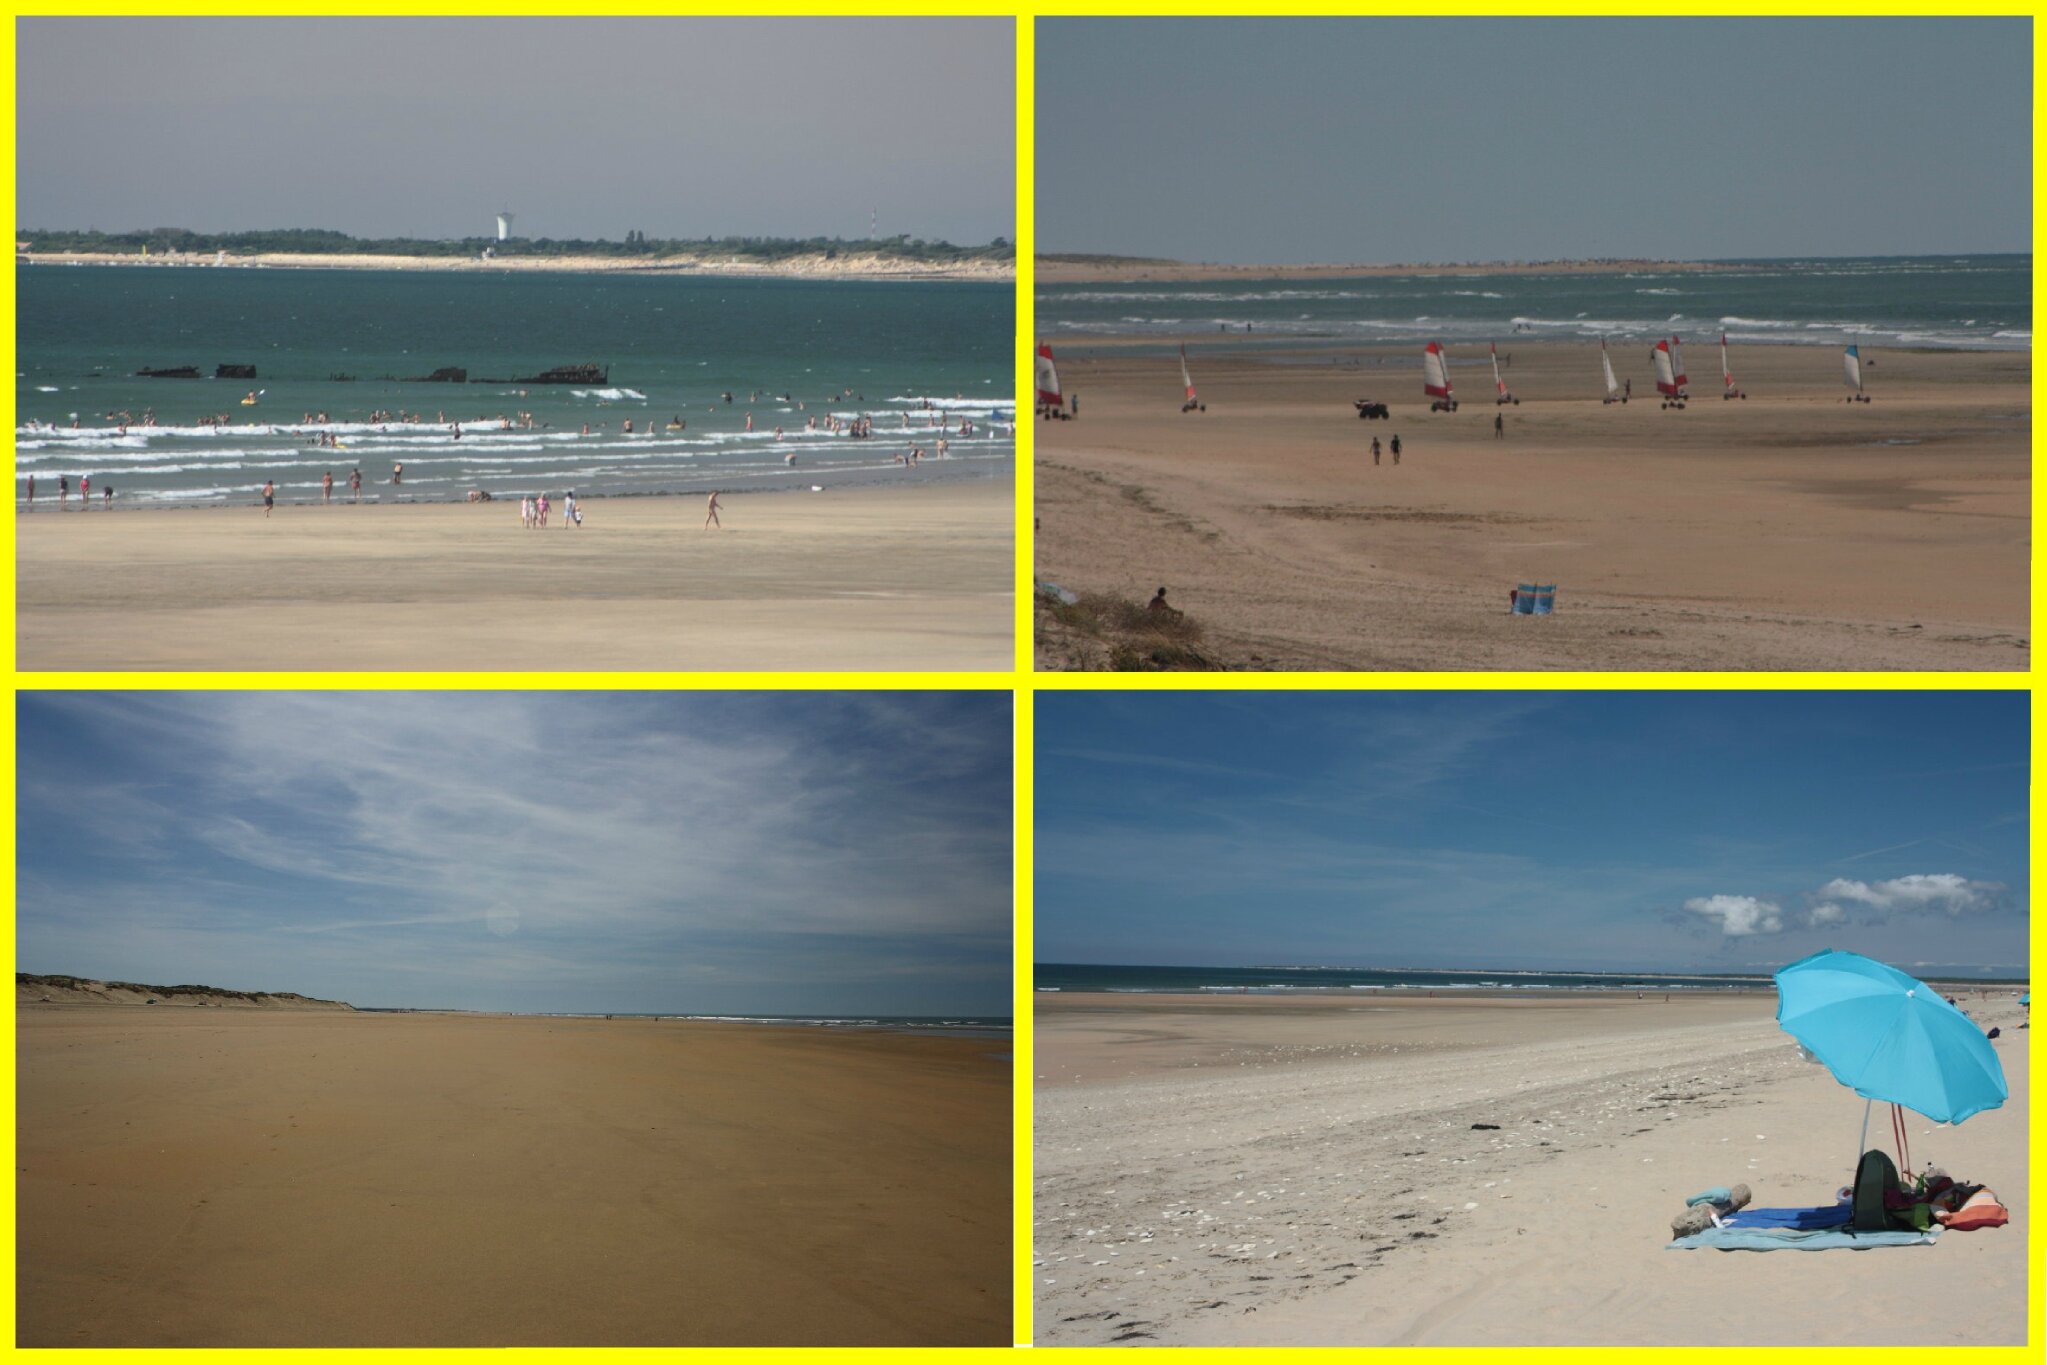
[1180,345,1198,403]
[1720,332,1735,393]
[1652,339,1679,396]
[1670,335,1689,390]
[1490,342,1508,400]
[1423,341,1453,399]
[1601,339,1620,399]
[1035,343,1062,408]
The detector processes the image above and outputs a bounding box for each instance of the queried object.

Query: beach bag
[1936,1188,2008,1231]
[1850,1149,1907,1232]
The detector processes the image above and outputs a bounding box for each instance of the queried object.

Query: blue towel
[1721,1205,1851,1230]
[1668,1224,1938,1252]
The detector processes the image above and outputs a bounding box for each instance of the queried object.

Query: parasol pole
[1855,1097,1872,1176]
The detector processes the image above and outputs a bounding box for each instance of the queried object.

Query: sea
[358,1007,1013,1041]
[16,264,1015,507]
[1038,254,2031,353]
[1036,962,1778,994]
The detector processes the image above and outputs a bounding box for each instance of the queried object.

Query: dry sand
[1034,342,2029,670]
[17,1006,1011,1346]
[1034,991,2029,1346]
[16,481,1013,671]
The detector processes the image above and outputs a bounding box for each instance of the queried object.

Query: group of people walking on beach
[520,492,582,529]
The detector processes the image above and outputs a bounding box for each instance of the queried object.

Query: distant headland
[17,228,1015,281]
[1035,252,1738,283]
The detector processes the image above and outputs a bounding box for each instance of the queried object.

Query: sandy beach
[16,480,1012,671]
[17,1005,1011,1346]
[1033,990,2029,1346]
[20,250,1013,281]
[1034,342,2029,670]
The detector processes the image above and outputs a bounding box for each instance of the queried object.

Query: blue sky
[18,692,1012,1015]
[1037,18,2031,263]
[1035,692,2028,977]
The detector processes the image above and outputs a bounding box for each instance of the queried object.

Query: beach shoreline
[1033,338,2028,671]
[1034,990,2029,1346]
[19,1005,1011,1346]
[17,478,1014,671]
[21,250,1013,282]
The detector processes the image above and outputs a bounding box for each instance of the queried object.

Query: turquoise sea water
[1038,254,2030,352]
[17,265,1014,506]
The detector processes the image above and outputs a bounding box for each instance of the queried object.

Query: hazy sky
[19,692,1012,1016]
[1036,692,2028,977]
[19,18,1014,244]
[1038,18,2031,263]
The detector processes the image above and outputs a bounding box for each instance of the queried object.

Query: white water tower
[496,212,515,241]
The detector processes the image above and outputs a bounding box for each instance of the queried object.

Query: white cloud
[1809,902,1846,926]
[1684,894,1784,937]
[1813,873,2001,919]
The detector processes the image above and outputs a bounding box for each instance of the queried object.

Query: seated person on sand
[1147,587,1183,619]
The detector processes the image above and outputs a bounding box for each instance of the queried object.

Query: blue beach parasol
[1774,949,2007,1171]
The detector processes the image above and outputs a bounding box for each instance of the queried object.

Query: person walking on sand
[24,474,32,510]
[1372,436,1381,466]
[521,495,534,530]
[1390,434,1402,465]
[564,489,579,527]
[705,490,722,529]
[322,470,333,504]
[537,492,549,528]
[1494,412,1504,440]
[261,479,275,518]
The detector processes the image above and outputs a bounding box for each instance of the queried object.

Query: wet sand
[18,1006,1011,1346]
[16,480,1013,671]
[1034,990,2029,1346]
[1034,342,2028,670]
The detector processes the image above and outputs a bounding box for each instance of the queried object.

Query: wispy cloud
[18,692,1011,1013]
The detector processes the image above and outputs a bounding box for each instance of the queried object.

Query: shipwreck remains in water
[402,366,469,383]
[135,366,201,379]
[215,363,257,380]
[475,363,610,385]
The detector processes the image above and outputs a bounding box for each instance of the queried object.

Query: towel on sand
[1668,1218,1940,1252]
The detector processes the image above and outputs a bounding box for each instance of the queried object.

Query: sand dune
[18,1007,1011,1346]
[1033,342,2028,670]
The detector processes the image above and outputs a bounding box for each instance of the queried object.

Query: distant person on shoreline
[58,475,68,508]
[705,490,722,529]
[1390,434,1402,464]
[261,480,275,518]
[349,467,362,502]
[391,462,404,486]
[102,484,113,510]
[24,474,32,509]
[322,470,334,504]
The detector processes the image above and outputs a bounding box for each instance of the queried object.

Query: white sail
[1720,332,1734,391]
[1423,341,1452,398]
[1035,343,1062,407]
[1653,340,1677,395]
[1601,339,1620,398]
[1844,344,1863,392]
